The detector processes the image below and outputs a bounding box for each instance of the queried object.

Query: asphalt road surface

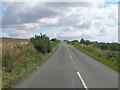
[14,42,118,89]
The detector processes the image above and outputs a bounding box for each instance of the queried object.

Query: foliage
[66,38,120,71]
[96,42,119,51]
[2,43,48,88]
[80,38,85,44]
[2,36,60,88]
[74,45,119,71]
[79,38,119,51]
[30,34,60,54]
[80,38,92,45]
[2,44,31,73]
[2,50,12,72]
[30,34,52,53]
[51,38,58,42]
[72,40,79,43]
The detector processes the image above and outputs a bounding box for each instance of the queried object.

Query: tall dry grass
[2,38,30,72]
[1,38,39,89]
[74,43,119,71]
[2,44,33,72]
[80,44,107,57]
[2,38,59,88]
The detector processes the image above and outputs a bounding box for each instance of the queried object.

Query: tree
[30,33,52,53]
[85,40,91,45]
[51,38,58,42]
[72,40,79,43]
[80,38,85,44]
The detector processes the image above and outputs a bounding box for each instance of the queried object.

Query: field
[1,37,59,88]
[1,38,29,48]
[1,38,30,60]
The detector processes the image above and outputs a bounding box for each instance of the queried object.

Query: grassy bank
[73,44,119,72]
[2,38,59,88]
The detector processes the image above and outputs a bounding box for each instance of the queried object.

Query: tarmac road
[14,42,118,89]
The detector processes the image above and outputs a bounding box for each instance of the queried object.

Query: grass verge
[74,45,119,72]
[2,43,59,88]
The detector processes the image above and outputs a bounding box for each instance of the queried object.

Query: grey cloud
[2,2,118,42]
[58,17,92,30]
[2,2,93,28]
[74,21,92,29]
[2,2,93,30]
[2,2,61,28]
[45,2,93,8]
[18,6,60,23]
[59,16,79,26]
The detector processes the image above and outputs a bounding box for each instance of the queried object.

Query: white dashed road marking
[67,48,88,90]
[77,72,88,90]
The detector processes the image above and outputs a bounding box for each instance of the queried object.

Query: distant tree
[51,38,58,42]
[72,40,79,43]
[71,40,79,45]
[85,40,91,45]
[80,38,85,44]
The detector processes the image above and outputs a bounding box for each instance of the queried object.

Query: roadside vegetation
[2,34,60,88]
[65,38,120,72]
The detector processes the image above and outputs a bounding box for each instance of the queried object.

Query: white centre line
[67,49,69,52]
[70,54,72,59]
[77,72,88,90]
[67,48,88,90]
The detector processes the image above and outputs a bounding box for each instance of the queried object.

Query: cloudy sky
[1,0,119,42]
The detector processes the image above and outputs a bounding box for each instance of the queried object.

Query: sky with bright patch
[0,0,119,42]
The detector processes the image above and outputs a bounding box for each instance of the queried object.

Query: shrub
[80,38,92,45]
[30,33,52,53]
[51,38,58,42]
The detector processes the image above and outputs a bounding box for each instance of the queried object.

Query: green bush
[30,33,52,53]
[51,38,58,42]
[80,38,92,45]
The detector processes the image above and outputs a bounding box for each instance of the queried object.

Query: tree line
[64,38,120,51]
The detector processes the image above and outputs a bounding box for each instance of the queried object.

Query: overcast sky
[1,0,119,42]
